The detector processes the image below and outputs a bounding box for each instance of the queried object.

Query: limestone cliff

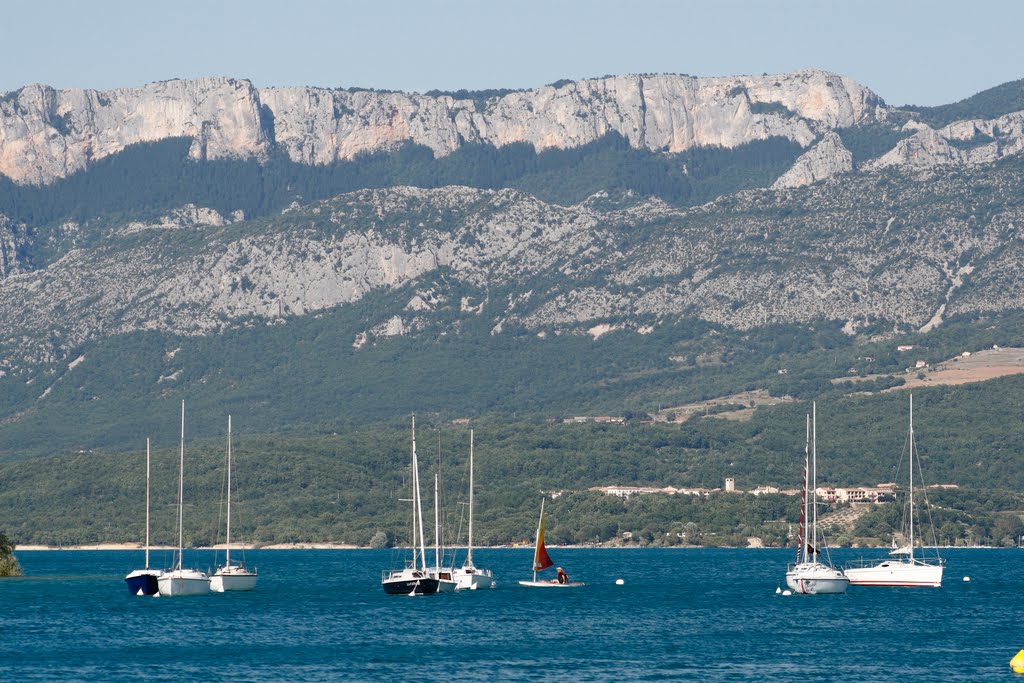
[771,131,853,189]
[866,111,1024,170]
[0,78,270,185]
[0,70,883,185]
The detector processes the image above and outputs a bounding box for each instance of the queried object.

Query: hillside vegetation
[3,374,1024,548]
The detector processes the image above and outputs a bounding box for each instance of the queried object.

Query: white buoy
[782,589,792,596]
[775,586,782,594]
[615,578,624,586]
[963,576,971,582]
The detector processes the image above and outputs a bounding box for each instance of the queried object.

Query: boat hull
[382,566,452,595]
[431,569,458,593]
[844,560,944,587]
[518,580,585,588]
[382,576,442,595]
[785,563,849,594]
[210,566,258,592]
[124,569,161,596]
[158,569,212,596]
[453,566,496,590]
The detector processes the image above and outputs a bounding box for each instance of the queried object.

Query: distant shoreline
[14,543,362,551]
[14,543,1007,551]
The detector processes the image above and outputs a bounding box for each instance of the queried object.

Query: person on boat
[556,567,568,584]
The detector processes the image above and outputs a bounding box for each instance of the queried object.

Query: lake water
[0,548,1019,681]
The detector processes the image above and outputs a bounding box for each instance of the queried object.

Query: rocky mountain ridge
[2,155,1023,375]
[1,70,881,185]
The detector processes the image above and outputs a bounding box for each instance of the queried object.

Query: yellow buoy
[1009,649,1024,673]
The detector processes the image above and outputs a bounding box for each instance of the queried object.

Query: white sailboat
[452,429,496,590]
[382,415,448,595]
[845,394,944,588]
[157,400,211,597]
[518,498,584,588]
[124,438,160,596]
[785,403,849,595]
[210,415,258,592]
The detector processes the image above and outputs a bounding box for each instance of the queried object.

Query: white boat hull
[518,580,585,588]
[158,569,211,596]
[452,566,496,590]
[785,562,849,594]
[431,569,459,593]
[844,559,943,587]
[210,566,258,592]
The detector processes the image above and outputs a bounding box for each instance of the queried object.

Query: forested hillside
[3,375,1024,548]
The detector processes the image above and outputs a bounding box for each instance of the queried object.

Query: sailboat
[845,394,944,587]
[210,416,258,592]
[157,400,211,596]
[518,498,584,588]
[785,403,849,594]
[124,438,161,596]
[382,415,450,595]
[452,430,495,590]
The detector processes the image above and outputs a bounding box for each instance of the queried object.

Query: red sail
[534,541,554,572]
[533,510,554,571]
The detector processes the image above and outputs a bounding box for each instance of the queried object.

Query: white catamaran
[451,429,496,590]
[785,403,849,595]
[844,394,944,588]
[210,415,258,592]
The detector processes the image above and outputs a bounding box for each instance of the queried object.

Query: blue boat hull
[125,572,160,596]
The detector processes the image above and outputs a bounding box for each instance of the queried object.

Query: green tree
[0,532,23,577]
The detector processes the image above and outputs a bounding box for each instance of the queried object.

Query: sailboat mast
[226,415,232,567]
[145,437,151,570]
[533,498,545,583]
[798,414,809,564]
[434,473,441,570]
[412,415,428,572]
[467,429,475,567]
[177,400,185,571]
[908,394,915,557]
[812,402,818,560]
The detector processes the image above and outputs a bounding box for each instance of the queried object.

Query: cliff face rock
[0,70,883,184]
[2,160,1024,370]
[0,78,270,185]
[867,112,1024,170]
[771,131,853,189]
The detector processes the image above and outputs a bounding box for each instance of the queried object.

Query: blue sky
[6,0,1022,106]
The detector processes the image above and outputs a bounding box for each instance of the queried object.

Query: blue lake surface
[0,547,1020,681]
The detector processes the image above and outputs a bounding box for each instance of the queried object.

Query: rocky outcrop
[771,131,853,189]
[867,112,1024,170]
[0,70,884,185]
